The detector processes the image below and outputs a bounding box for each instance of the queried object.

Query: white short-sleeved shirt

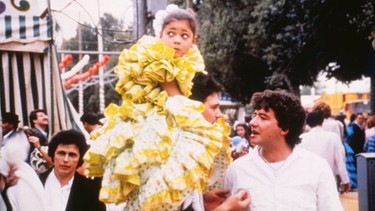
[222,146,344,211]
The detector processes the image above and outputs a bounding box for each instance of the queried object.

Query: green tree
[172,0,375,104]
[60,13,132,113]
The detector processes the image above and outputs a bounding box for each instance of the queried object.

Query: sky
[48,0,133,39]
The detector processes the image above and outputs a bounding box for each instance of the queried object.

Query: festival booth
[0,0,80,141]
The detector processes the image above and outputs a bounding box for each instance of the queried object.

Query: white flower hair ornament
[153,4,180,37]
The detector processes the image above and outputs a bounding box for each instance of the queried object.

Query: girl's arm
[160,80,182,96]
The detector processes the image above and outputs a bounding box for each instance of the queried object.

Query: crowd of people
[0,3,372,211]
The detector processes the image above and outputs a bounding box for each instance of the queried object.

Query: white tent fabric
[0,0,80,140]
[0,0,51,44]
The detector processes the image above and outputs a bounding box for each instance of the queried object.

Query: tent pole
[47,0,55,135]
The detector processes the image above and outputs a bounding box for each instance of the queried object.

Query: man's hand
[204,189,251,211]
[203,189,229,210]
[6,165,18,187]
[214,190,251,211]
[340,183,351,194]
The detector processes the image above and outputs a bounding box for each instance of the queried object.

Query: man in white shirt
[222,89,343,211]
[313,101,343,139]
[300,110,350,193]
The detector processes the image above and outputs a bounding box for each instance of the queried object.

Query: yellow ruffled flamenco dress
[83,35,232,210]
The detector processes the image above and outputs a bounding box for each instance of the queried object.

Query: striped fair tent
[0,0,80,142]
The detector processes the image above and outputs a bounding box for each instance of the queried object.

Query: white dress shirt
[222,146,343,211]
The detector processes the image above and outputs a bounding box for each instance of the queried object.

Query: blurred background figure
[364,115,375,152]
[235,123,252,148]
[0,132,48,211]
[29,109,49,141]
[230,136,249,160]
[80,112,102,134]
[1,113,26,147]
[300,111,350,194]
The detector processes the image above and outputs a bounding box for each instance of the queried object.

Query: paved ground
[340,190,358,211]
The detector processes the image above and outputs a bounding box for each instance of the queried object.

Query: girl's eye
[182,34,189,39]
[168,32,174,36]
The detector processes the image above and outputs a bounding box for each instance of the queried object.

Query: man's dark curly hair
[48,129,88,168]
[250,89,306,149]
[190,72,223,103]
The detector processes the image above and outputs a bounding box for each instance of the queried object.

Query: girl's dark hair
[251,89,306,149]
[162,8,199,35]
[235,123,251,141]
[48,129,88,168]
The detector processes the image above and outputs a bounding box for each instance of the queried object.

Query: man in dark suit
[347,113,366,156]
[39,129,105,211]
[28,109,49,147]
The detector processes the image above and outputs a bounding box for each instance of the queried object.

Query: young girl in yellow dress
[83,5,231,210]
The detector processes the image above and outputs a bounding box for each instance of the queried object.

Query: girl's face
[236,126,246,138]
[160,20,196,58]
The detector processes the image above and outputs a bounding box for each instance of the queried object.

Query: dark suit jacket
[39,168,106,211]
[348,122,365,155]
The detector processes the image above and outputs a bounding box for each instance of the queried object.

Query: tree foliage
[60,13,132,113]
[173,0,375,103]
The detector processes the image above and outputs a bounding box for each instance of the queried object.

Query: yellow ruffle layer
[83,36,231,210]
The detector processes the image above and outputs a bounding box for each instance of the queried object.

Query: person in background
[230,136,249,160]
[1,112,30,210]
[189,72,250,211]
[1,112,25,147]
[27,110,53,174]
[29,109,49,141]
[299,110,350,193]
[80,112,102,134]
[96,113,106,125]
[27,110,51,169]
[0,132,48,211]
[365,115,375,140]
[80,112,102,146]
[335,112,348,141]
[39,129,106,211]
[222,89,343,210]
[346,113,365,156]
[313,101,342,139]
[336,112,358,189]
[314,102,359,189]
[364,115,375,152]
[235,123,252,148]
